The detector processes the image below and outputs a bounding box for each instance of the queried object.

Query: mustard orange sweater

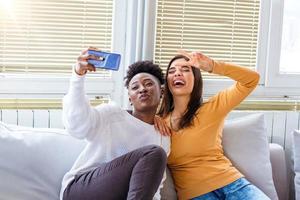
[166,61,260,200]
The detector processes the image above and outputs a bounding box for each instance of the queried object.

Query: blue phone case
[87,50,121,71]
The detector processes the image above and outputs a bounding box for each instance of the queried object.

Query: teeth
[174,80,185,85]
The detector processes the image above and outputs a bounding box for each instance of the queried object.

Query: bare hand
[154,116,172,136]
[75,46,99,75]
[177,49,214,73]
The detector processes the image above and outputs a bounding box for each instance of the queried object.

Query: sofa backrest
[0,122,86,200]
[0,114,282,200]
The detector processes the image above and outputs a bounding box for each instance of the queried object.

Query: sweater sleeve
[62,70,104,141]
[208,61,260,115]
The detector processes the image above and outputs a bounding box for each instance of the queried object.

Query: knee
[146,145,167,165]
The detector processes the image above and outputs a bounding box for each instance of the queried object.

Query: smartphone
[87,50,121,71]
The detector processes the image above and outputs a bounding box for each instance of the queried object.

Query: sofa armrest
[269,143,289,200]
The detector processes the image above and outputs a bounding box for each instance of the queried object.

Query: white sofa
[0,114,289,200]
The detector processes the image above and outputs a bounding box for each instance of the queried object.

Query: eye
[145,81,153,87]
[131,85,138,90]
[182,66,190,72]
[168,68,175,74]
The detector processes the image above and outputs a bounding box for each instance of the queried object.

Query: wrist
[75,69,86,76]
[207,59,214,73]
[74,63,86,76]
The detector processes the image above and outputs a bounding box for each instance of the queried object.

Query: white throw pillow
[292,130,300,200]
[0,121,86,200]
[222,114,278,200]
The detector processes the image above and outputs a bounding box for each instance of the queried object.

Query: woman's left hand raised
[177,49,214,73]
[154,116,172,136]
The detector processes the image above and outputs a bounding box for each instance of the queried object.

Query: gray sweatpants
[63,145,167,200]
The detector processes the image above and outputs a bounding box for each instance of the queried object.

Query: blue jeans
[192,178,270,200]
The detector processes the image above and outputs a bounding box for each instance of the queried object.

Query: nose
[174,69,182,77]
[138,85,147,93]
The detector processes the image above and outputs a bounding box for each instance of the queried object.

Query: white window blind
[155,0,260,78]
[0,0,113,77]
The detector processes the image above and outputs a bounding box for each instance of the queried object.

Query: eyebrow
[142,78,154,83]
[181,65,190,69]
[130,81,138,85]
[130,78,154,86]
[170,65,190,69]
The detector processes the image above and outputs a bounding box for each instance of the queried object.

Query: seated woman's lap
[192,178,270,200]
[63,145,167,200]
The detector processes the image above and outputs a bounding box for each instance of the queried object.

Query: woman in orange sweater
[159,50,270,200]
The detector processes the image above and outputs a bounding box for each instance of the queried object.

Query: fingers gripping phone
[87,50,121,71]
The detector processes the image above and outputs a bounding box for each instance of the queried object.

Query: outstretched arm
[209,60,260,114]
[177,50,260,115]
[63,47,105,141]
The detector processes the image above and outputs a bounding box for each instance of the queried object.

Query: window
[0,0,119,97]
[154,0,300,98]
[265,0,300,88]
[279,0,300,74]
[0,0,113,76]
[154,0,260,79]
[1,0,300,106]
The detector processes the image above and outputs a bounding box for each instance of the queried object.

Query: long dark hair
[158,55,203,129]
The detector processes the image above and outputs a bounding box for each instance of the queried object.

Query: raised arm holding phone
[60,47,171,200]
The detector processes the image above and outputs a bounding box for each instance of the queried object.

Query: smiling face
[128,72,162,113]
[167,58,195,97]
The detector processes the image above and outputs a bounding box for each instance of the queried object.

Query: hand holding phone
[87,50,121,71]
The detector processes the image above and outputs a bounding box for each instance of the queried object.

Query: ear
[129,98,132,105]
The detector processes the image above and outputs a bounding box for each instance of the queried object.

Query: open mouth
[173,79,185,87]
